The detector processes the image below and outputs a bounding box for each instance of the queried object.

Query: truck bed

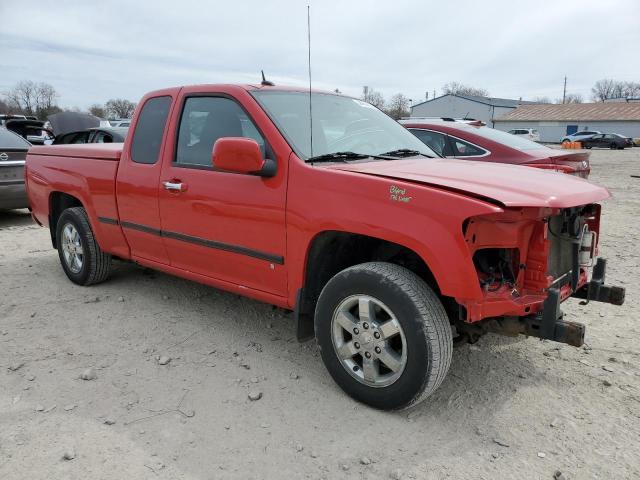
[26,143,129,258]
[28,143,123,160]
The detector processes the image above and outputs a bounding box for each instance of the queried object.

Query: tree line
[364,78,640,116]
[3,77,638,123]
[0,80,137,120]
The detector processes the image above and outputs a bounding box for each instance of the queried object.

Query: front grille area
[0,151,27,162]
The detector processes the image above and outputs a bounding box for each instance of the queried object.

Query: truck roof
[142,83,344,98]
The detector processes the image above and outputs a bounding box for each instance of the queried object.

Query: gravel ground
[1,148,639,480]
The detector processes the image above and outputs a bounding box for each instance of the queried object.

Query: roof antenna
[261,70,274,86]
[307,5,314,162]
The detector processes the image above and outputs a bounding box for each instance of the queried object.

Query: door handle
[163,181,186,192]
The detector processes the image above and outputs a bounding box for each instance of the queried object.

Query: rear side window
[70,132,90,144]
[95,132,113,143]
[131,96,171,164]
[449,137,486,156]
[409,129,448,156]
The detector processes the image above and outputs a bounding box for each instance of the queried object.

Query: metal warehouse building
[494,103,640,143]
[410,94,536,127]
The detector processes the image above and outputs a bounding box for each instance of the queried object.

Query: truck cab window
[130,96,171,164]
[175,96,267,167]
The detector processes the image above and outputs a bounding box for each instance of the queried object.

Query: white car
[507,128,540,142]
[561,130,601,143]
[110,119,131,127]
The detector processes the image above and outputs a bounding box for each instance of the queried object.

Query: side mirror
[212,137,276,177]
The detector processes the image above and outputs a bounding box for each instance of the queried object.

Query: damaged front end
[455,204,625,347]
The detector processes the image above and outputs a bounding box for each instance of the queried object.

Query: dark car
[400,119,591,178]
[0,127,30,210]
[53,127,128,145]
[3,119,54,145]
[580,133,633,150]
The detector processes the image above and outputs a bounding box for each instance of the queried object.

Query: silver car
[561,130,601,143]
[0,127,30,210]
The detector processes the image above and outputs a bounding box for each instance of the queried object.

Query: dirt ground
[1,148,639,480]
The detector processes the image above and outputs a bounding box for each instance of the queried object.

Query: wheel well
[296,231,453,340]
[49,192,83,248]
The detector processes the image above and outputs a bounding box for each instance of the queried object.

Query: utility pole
[562,76,567,104]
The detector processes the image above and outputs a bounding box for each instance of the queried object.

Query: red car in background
[400,119,591,178]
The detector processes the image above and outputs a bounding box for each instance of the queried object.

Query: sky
[1,0,638,109]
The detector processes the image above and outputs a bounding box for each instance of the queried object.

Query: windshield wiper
[379,148,432,158]
[307,151,375,163]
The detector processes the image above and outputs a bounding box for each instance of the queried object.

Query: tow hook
[573,258,625,306]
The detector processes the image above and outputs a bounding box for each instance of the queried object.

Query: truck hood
[328,158,609,208]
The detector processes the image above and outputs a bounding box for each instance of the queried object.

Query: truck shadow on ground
[22,252,549,431]
[0,209,33,229]
[102,260,549,425]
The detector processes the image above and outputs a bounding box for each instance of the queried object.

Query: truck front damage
[456,204,625,346]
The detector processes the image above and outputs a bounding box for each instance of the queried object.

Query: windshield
[469,126,547,151]
[251,91,437,160]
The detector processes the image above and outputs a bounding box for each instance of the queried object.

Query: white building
[494,103,640,142]
[410,94,535,127]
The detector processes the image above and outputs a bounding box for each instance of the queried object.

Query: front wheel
[56,207,112,285]
[315,262,453,410]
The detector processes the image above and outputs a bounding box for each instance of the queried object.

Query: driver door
[157,92,288,297]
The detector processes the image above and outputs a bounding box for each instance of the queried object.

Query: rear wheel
[315,262,453,410]
[56,207,112,285]
[610,142,617,149]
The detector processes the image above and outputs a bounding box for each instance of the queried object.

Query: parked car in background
[53,127,128,145]
[0,127,30,210]
[0,114,27,126]
[3,118,54,145]
[561,130,601,143]
[507,128,540,142]
[110,119,131,127]
[400,119,591,178]
[581,133,633,150]
[47,112,101,138]
[633,137,640,147]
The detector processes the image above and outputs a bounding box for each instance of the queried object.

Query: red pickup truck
[26,84,624,410]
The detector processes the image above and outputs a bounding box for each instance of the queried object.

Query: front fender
[285,161,503,307]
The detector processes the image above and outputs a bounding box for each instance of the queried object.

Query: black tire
[610,142,617,149]
[585,146,592,149]
[314,262,453,410]
[56,207,112,285]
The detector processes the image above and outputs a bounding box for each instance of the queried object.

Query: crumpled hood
[328,158,609,208]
